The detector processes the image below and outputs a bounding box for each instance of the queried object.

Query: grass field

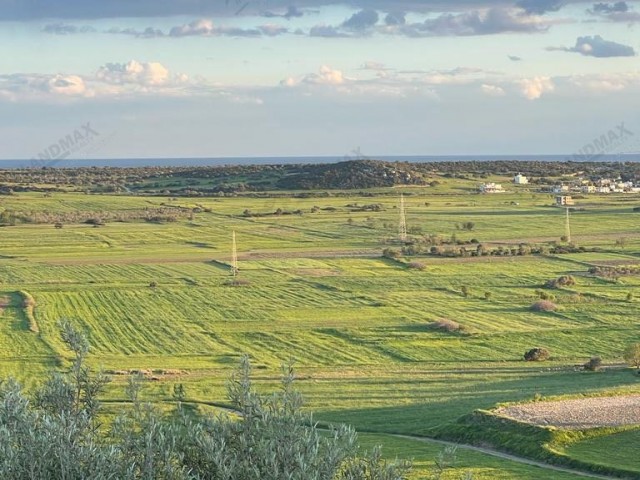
[1,174,639,477]
[564,429,640,473]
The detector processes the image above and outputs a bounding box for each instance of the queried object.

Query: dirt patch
[496,395,640,429]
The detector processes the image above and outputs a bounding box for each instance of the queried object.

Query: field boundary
[430,410,638,479]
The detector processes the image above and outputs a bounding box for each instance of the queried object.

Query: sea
[1,154,640,169]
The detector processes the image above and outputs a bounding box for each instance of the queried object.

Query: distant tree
[583,357,602,372]
[484,291,492,301]
[462,222,475,231]
[460,286,469,298]
[624,343,640,371]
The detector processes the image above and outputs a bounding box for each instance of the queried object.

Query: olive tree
[0,323,412,480]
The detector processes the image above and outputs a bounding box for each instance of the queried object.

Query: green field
[1,175,640,478]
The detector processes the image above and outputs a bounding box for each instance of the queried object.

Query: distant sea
[1,154,639,169]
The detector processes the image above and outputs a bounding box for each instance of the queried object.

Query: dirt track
[496,395,640,429]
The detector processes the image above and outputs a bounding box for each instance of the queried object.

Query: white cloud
[96,60,171,86]
[518,76,555,99]
[169,19,215,36]
[481,84,506,96]
[0,60,191,101]
[47,75,88,96]
[283,65,349,86]
[567,72,640,92]
[280,64,442,98]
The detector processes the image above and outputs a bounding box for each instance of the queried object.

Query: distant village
[479,173,640,196]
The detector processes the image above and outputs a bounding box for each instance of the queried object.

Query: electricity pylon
[231,230,238,277]
[398,194,407,242]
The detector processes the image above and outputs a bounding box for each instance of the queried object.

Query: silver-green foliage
[0,324,411,480]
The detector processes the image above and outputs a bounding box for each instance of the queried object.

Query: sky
[1,0,640,159]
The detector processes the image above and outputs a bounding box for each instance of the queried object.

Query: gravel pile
[495,395,640,429]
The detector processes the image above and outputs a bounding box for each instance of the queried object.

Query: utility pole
[231,230,238,277]
[565,207,571,244]
[399,194,407,242]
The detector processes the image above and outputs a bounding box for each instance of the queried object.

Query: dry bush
[531,300,558,312]
[544,275,576,289]
[407,261,426,271]
[429,319,464,333]
[524,347,550,362]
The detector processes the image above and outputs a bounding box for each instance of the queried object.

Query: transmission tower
[398,194,407,242]
[565,207,571,244]
[231,230,239,277]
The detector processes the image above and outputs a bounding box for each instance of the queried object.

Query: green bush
[0,323,411,480]
[583,357,602,372]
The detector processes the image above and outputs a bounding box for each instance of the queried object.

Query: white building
[479,182,505,193]
[513,174,528,185]
[555,196,575,206]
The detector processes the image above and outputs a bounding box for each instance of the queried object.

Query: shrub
[382,248,401,259]
[0,325,412,480]
[524,348,550,362]
[537,288,557,299]
[484,291,492,301]
[530,300,558,312]
[429,319,464,333]
[407,261,426,270]
[461,221,475,231]
[544,275,576,289]
[623,343,640,370]
[583,357,602,372]
[149,281,157,288]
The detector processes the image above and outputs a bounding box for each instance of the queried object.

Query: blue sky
[1,0,639,159]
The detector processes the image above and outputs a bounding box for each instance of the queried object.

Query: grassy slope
[0,177,639,474]
[562,428,640,473]
[358,433,594,480]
